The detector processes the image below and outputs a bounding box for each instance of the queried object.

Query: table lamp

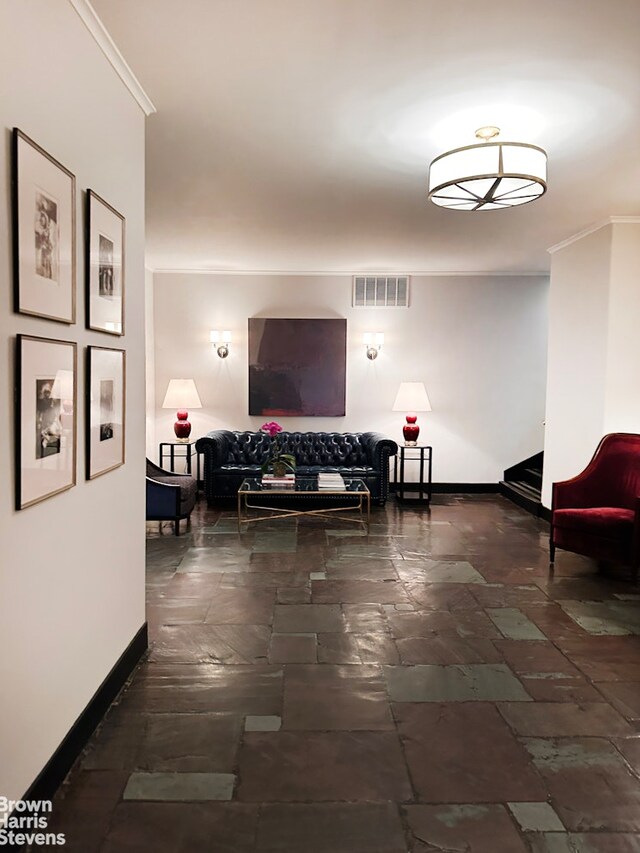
[162,379,202,440]
[392,382,431,446]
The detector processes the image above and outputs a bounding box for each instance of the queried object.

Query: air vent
[352,276,410,308]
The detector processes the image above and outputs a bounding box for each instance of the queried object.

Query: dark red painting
[248,318,346,416]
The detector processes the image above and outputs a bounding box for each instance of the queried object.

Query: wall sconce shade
[162,378,202,440]
[392,382,432,446]
[210,330,231,358]
[363,332,384,360]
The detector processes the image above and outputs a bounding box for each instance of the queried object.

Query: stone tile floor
[45,495,640,852]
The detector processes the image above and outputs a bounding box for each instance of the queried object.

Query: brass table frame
[237,478,370,531]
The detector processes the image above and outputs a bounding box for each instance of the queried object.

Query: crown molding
[150,267,548,277]
[548,216,640,254]
[68,0,156,116]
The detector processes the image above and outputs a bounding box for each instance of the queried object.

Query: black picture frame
[86,190,125,335]
[86,346,126,480]
[15,335,77,510]
[12,129,76,323]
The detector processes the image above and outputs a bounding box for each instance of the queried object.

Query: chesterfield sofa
[196,430,398,506]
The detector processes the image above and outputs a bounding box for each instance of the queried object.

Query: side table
[159,441,202,488]
[393,445,432,504]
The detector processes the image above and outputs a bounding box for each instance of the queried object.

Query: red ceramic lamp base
[174,409,191,440]
[403,413,420,446]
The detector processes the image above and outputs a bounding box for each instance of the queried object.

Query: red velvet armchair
[550,433,640,580]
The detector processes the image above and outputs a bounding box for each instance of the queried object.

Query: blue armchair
[146,459,197,536]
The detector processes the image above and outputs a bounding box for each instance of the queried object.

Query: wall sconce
[363,332,384,360]
[210,330,231,358]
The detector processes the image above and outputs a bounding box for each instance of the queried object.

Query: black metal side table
[159,441,201,486]
[393,445,432,504]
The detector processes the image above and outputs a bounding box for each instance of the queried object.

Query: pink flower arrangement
[260,421,296,474]
[261,421,283,437]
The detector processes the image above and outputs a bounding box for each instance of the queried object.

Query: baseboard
[430,483,500,494]
[539,505,552,522]
[21,622,148,803]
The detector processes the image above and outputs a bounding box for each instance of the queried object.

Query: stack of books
[261,472,296,489]
[317,472,345,490]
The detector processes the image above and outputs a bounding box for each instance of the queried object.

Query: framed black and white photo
[86,190,125,335]
[86,346,125,479]
[16,335,77,509]
[12,129,76,323]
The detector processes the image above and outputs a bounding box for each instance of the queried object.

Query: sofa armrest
[195,430,235,468]
[146,477,180,517]
[361,432,398,469]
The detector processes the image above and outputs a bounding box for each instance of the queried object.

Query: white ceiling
[91,0,640,274]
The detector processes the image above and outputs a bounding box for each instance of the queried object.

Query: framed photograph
[86,346,125,479]
[12,129,76,323]
[16,335,77,510]
[86,190,125,335]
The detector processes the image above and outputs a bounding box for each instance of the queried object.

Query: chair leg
[549,534,555,563]
[175,518,180,536]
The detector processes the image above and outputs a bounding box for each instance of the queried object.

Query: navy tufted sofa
[196,430,398,506]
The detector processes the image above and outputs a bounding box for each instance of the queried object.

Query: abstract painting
[248,318,346,416]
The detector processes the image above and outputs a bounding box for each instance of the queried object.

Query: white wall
[152,272,549,483]
[145,266,156,457]
[605,224,640,432]
[0,1,146,801]
[542,221,640,507]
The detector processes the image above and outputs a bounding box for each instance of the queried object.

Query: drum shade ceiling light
[427,126,547,211]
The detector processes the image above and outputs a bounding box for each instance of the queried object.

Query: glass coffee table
[237,477,370,530]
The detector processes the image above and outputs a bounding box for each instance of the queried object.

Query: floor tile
[100,802,259,853]
[396,636,501,665]
[273,604,345,633]
[46,771,129,853]
[494,640,580,676]
[316,632,362,663]
[405,582,484,611]
[524,737,640,831]
[404,803,529,852]
[204,587,275,624]
[499,701,633,737]
[395,703,546,802]
[508,801,565,831]
[123,771,235,801]
[312,579,410,604]
[556,636,640,682]
[119,664,283,714]
[236,732,412,801]
[559,600,640,635]
[269,633,317,663]
[245,715,282,732]
[256,803,406,853]
[388,610,500,640]
[283,664,394,730]
[393,559,487,584]
[354,632,401,663]
[84,711,241,772]
[385,663,532,702]
[487,607,548,640]
[148,624,270,664]
[528,834,640,853]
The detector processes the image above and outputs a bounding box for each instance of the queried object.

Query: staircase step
[499,480,542,516]
[522,467,543,487]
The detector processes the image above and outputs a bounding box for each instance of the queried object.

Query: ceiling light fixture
[427,126,547,211]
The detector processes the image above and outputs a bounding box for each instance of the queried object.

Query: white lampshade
[392,382,432,412]
[162,379,202,409]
